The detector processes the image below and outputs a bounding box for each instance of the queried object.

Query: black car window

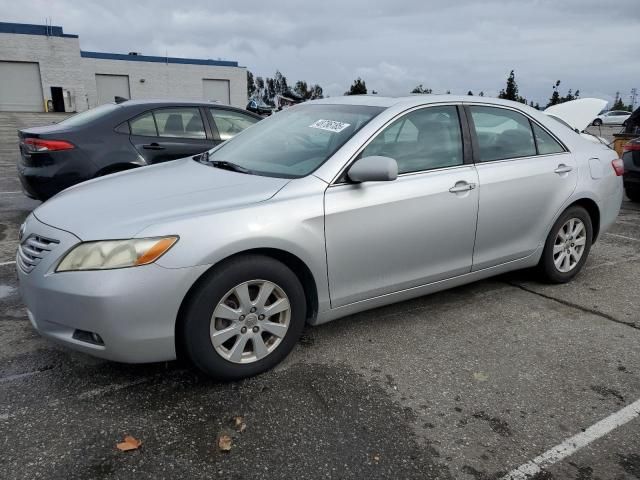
[532,123,565,155]
[129,112,157,136]
[154,108,206,139]
[469,106,536,162]
[358,106,463,174]
[210,109,260,141]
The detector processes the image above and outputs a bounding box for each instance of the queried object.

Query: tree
[273,70,289,96]
[309,84,323,99]
[345,77,367,95]
[247,70,256,99]
[479,91,484,97]
[546,80,580,108]
[498,70,526,103]
[294,80,310,99]
[411,84,432,94]
[612,96,629,111]
[468,90,474,96]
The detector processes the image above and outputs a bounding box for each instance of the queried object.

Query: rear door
[467,104,577,270]
[128,106,214,164]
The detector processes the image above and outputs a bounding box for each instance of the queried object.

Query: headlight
[56,236,178,272]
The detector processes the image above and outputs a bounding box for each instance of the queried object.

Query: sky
[2,0,639,107]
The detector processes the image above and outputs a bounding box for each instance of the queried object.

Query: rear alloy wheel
[539,206,593,283]
[181,255,306,380]
[592,119,602,127]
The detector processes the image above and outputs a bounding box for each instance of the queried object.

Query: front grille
[17,234,60,273]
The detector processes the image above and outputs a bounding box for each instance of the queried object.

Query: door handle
[449,181,476,193]
[554,164,573,174]
[142,143,165,150]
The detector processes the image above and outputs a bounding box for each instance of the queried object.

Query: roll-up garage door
[203,79,230,104]
[95,74,131,105]
[0,61,44,112]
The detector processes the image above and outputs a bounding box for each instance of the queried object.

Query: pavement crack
[506,282,639,331]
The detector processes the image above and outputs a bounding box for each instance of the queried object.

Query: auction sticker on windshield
[308,119,351,133]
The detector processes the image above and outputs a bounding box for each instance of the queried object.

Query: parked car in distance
[17,96,623,380]
[592,110,631,126]
[622,138,640,202]
[17,99,262,200]
[246,100,273,116]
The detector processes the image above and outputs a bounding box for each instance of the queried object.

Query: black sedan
[17,99,262,200]
[622,137,640,203]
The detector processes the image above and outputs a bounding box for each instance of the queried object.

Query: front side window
[206,104,383,178]
[469,106,536,162]
[210,109,259,141]
[359,106,463,174]
[154,108,206,139]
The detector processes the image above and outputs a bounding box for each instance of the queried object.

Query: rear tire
[538,206,593,283]
[626,188,640,203]
[180,255,306,380]
[592,119,602,127]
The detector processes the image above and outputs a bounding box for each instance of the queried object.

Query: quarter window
[532,123,565,155]
[359,106,463,174]
[129,112,157,136]
[154,108,206,139]
[210,109,259,141]
[469,106,536,162]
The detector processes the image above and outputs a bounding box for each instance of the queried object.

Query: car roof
[308,94,536,110]
[115,98,247,109]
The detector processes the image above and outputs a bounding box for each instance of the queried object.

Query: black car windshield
[57,103,120,127]
[206,104,384,178]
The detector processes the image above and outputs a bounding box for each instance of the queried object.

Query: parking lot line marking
[0,260,16,267]
[0,191,22,195]
[501,397,640,479]
[604,232,640,242]
[0,371,42,383]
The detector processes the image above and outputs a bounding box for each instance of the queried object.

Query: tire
[180,255,306,380]
[538,206,593,283]
[592,119,602,127]
[626,188,640,203]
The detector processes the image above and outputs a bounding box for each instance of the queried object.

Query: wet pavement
[1,165,639,479]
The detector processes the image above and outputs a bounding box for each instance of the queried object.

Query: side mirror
[347,156,398,183]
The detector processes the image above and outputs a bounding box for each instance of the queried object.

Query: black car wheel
[626,188,640,203]
[180,255,306,380]
[538,206,593,283]
[592,118,602,127]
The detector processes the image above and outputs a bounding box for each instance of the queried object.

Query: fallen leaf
[116,435,142,451]
[373,453,381,463]
[218,434,233,452]
[473,372,489,382]
[233,416,247,433]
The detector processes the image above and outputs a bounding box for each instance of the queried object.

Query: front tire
[538,206,593,283]
[180,255,306,380]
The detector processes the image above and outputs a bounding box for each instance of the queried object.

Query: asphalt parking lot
[1,125,639,479]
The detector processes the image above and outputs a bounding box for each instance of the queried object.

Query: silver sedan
[17,95,623,379]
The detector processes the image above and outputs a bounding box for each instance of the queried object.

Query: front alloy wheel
[211,280,291,364]
[180,255,306,380]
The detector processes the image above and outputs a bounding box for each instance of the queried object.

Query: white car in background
[545,98,610,145]
[592,110,631,126]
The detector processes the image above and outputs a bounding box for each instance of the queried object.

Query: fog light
[73,329,104,346]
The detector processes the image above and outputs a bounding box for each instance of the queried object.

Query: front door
[324,105,479,307]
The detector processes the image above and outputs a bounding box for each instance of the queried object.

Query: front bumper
[17,215,209,363]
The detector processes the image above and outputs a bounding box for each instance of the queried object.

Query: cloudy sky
[2,0,638,106]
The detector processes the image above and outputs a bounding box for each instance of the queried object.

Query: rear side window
[154,108,206,139]
[210,109,259,141]
[57,103,120,127]
[470,106,536,162]
[129,112,157,136]
[359,105,463,174]
[532,123,565,155]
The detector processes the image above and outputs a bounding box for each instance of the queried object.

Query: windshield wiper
[209,160,252,174]
[195,151,252,174]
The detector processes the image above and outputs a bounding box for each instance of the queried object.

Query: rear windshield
[57,103,120,127]
[207,104,384,178]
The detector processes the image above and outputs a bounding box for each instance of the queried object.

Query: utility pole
[631,88,638,110]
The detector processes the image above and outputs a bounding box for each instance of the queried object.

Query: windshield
[207,104,384,178]
[57,103,120,127]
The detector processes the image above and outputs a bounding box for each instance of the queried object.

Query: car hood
[33,158,290,240]
[544,98,608,132]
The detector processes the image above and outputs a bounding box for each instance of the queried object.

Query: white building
[0,22,247,112]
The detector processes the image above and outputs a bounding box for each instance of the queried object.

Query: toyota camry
[17,95,623,379]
